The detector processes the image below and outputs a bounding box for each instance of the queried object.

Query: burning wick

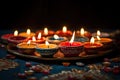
[80,28,84,36]
[90,37,95,45]
[14,30,18,36]
[27,40,31,46]
[62,26,67,33]
[69,31,75,46]
[45,41,49,48]
[97,30,100,36]
[27,29,31,35]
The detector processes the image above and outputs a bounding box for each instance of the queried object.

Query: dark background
[0,0,120,30]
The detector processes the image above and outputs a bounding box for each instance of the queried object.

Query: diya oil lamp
[17,40,36,55]
[36,40,58,57]
[76,28,92,38]
[94,30,113,50]
[55,26,72,38]
[95,36,113,50]
[7,30,27,49]
[92,30,110,38]
[36,27,54,37]
[1,30,18,44]
[59,31,84,57]
[46,34,68,44]
[19,29,35,38]
[75,28,89,42]
[8,30,27,44]
[26,33,45,43]
[84,37,103,55]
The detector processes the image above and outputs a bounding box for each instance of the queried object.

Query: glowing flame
[62,26,67,33]
[70,31,75,43]
[45,40,49,46]
[32,36,36,41]
[97,30,100,36]
[27,29,31,35]
[54,35,59,39]
[97,36,101,40]
[14,30,18,36]
[80,28,84,36]
[44,27,48,35]
[27,40,31,45]
[90,37,95,44]
[37,33,41,39]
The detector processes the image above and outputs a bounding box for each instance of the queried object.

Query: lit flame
[37,33,41,39]
[90,37,95,44]
[44,27,48,35]
[27,40,31,45]
[97,30,100,36]
[14,30,18,36]
[80,28,84,36]
[45,40,49,46]
[27,29,31,35]
[54,35,59,39]
[70,31,75,43]
[97,36,101,40]
[62,26,67,33]
[32,36,36,41]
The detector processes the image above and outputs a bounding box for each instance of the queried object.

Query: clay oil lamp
[17,40,36,55]
[19,29,35,38]
[56,26,72,38]
[95,36,113,50]
[36,27,54,37]
[36,40,58,57]
[59,31,84,57]
[8,30,27,44]
[75,28,89,42]
[84,37,103,55]
[76,28,92,38]
[92,30,110,38]
[7,30,27,49]
[46,34,68,44]
[26,33,45,44]
[1,30,17,44]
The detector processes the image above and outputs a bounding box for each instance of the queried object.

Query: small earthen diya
[92,30,110,38]
[17,40,36,55]
[1,30,18,43]
[19,29,35,38]
[84,37,103,55]
[55,26,72,37]
[95,36,113,50]
[47,34,68,44]
[36,41,58,57]
[59,31,84,57]
[36,27,54,37]
[25,33,45,43]
[76,28,92,38]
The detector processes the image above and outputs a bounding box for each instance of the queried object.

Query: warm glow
[37,33,41,39]
[32,36,36,41]
[90,37,95,44]
[27,40,31,45]
[54,34,59,39]
[14,30,18,36]
[80,28,84,36]
[44,27,48,35]
[70,31,75,43]
[45,40,49,46]
[27,29,31,35]
[62,26,67,33]
[97,36,101,40]
[97,30,100,36]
